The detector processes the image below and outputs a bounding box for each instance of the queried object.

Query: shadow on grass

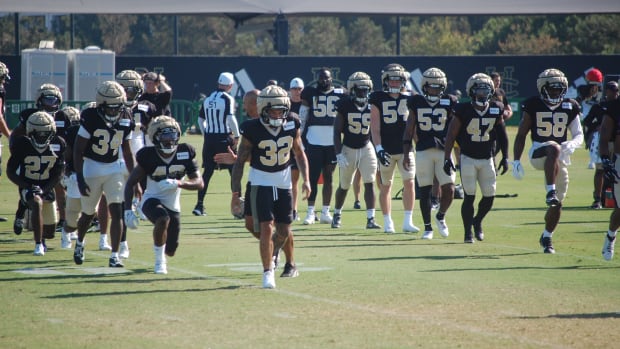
[352,251,537,262]
[42,284,244,299]
[514,312,620,319]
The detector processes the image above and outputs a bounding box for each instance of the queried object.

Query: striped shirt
[201,89,236,135]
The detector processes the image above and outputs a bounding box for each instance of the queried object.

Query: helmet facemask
[262,106,289,128]
[123,86,142,105]
[542,82,566,105]
[99,103,123,123]
[423,83,445,103]
[39,95,61,116]
[471,84,493,107]
[351,86,371,107]
[26,112,56,151]
[154,127,180,155]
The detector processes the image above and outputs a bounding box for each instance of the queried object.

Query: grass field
[1,127,619,349]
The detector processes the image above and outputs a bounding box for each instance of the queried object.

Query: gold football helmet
[537,68,568,105]
[347,72,373,107]
[147,115,181,155]
[257,85,290,128]
[96,81,126,123]
[116,70,143,104]
[27,111,56,150]
[466,73,494,107]
[381,63,408,93]
[36,83,63,114]
[422,67,447,102]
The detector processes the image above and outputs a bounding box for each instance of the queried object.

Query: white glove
[124,210,139,230]
[561,141,578,156]
[158,178,179,190]
[336,153,349,168]
[512,160,525,180]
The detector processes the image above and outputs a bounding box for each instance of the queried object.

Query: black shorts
[305,144,337,167]
[202,134,234,169]
[141,198,181,255]
[248,185,292,232]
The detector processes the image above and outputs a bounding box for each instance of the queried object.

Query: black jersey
[53,109,71,140]
[408,94,457,151]
[64,125,79,172]
[18,108,38,126]
[604,99,620,137]
[79,108,134,163]
[139,91,172,116]
[336,97,372,149]
[369,91,410,154]
[454,102,504,159]
[521,97,581,145]
[301,86,345,127]
[7,135,66,188]
[129,100,157,132]
[136,143,199,182]
[290,100,302,115]
[241,115,300,173]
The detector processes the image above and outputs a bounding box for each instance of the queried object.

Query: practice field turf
[0,127,619,349]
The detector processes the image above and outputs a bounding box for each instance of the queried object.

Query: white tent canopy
[2,0,619,15]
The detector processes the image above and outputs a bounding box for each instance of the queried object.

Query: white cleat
[61,232,73,249]
[33,243,45,256]
[384,220,395,234]
[99,235,112,251]
[403,222,420,234]
[422,230,434,240]
[303,212,316,225]
[435,216,450,237]
[69,232,78,240]
[154,261,168,274]
[602,234,616,261]
[262,269,276,289]
[320,212,333,224]
[119,241,130,259]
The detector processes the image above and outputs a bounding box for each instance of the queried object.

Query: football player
[7,112,65,255]
[10,83,65,236]
[403,67,458,240]
[72,81,135,267]
[123,116,203,274]
[513,69,583,253]
[443,73,509,243]
[598,84,620,260]
[116,69,157,152]
[59,106,81,248]
[331,72,380,229]
[231,85,310,289]
[0,62,12,223]
[299,68,345,225]
[369,63,419,234]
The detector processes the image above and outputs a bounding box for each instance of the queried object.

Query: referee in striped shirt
[193,72,240,216]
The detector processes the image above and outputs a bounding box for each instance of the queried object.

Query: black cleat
[539,234,555,254]
[331,213,342,228]
[280,263,299,278]
[109,256,124,268]
[366,217,381,229]
[353,200,361,209]
[192,205,206,216]
[464,232,475,244]
[473,218,484,241]
[13,217,24,235]
[73,243,85,265]
[545,190,560,207]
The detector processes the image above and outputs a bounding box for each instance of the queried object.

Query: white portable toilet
[69,46,115,101]
[20,41,69,101]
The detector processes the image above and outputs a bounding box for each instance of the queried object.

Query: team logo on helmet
[116,70,144,104]
[27,111,56,150]
[347,72,373,107]
[422,67,447,103]
[381,63,408,94]
[36,83,62,115]
[147,115,181,155]
[257,85,291,128]
[466,73,494,107]
[96,81,126,123]
[537,68,568,105]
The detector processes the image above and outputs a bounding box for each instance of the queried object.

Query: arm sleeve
[567,117,584,148]
[227,115,240,138]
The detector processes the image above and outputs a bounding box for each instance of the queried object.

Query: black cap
[605,81,619,92]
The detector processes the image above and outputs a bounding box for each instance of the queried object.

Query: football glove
[602,156,620,183]
[496,157,509,175]
[443,159,456,176]
[512,160,525,180]
[375,145,391,167]
[158,178,179,190]
[336,153,349,168]
[124,210,139,230]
